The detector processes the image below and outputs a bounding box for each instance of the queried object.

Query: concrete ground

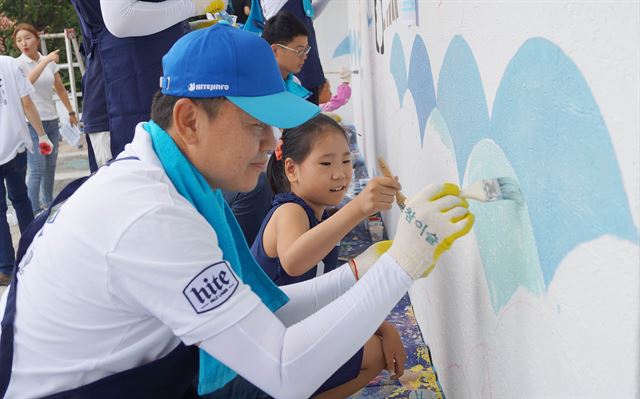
[1,136,89,296]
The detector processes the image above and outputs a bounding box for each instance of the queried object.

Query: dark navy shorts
[313,346,364,395]
[202,347,364,398]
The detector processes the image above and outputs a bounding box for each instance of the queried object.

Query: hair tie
[274,139,284,161]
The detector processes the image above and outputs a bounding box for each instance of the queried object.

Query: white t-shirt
[16,53,59,121]
[0,124,260,397]
[0,55,34,165]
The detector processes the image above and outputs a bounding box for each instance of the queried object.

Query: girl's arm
[272,201,362,276]
[53,72,78,126]
[26,50,58,84]
[273,176,400,276]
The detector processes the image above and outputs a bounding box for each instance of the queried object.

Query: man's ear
[171,98,200,145]
[270,43,279,57]
[284,157,298,185]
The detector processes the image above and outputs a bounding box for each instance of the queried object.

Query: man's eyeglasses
[275,43,312,58]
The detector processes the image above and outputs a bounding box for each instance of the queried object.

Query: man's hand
[376,321,406,379]
[38,135,53,155]
[387,183,475,280]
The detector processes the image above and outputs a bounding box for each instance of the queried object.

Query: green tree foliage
[0,0,81,56]
[1,0,83,95]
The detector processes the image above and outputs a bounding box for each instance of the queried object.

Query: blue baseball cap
[160,23,319,128]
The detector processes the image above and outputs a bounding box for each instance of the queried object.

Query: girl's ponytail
[267,137,290,193]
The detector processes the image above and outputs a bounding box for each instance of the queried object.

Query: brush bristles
[496,177,524,202]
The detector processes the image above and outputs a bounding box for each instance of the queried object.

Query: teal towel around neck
[143,121,289,395]
[285,73,312,99]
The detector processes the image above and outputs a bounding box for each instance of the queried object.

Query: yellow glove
[387,183,474,280]
[349,240,393,280]
[192,0,227,15]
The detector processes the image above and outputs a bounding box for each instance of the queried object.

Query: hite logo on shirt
[183,261,239,313]
[187,82,230,92]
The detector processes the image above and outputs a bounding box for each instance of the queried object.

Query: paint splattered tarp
[349,294,444,399]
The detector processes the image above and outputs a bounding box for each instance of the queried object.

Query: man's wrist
[68,111,76,116]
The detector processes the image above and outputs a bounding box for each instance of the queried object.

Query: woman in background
[13,23,78,213]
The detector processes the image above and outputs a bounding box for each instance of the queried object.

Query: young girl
[251,114,406,399]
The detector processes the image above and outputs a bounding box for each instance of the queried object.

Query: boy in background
[263,11,313,100]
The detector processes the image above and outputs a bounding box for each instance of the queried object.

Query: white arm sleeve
[275,263,355,326]
[100,0,198,37]
[261,0,288,19]
[200,254,412,399]
[312,0,330,18]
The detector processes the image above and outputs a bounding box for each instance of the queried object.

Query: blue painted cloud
[333,36,351,58]
[391,34,638,310]
[333,31,362,66]
[390,34,408,105]
[391,34,436,144]
[408,36,436,145]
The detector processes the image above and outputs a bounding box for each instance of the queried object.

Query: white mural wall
[315,1,639,398]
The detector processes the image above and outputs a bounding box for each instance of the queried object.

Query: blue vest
[70,0,109,134]
[70,0,188,158]
[251,192,339,285]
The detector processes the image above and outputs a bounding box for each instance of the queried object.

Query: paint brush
[376,156,407,210]
[460,177,524,203]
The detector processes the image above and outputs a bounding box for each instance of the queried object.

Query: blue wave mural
[390,34,408,105]
[391,34,436,144]
[390,34,638,311]
[333,36,352,58]
[333,31,362,66]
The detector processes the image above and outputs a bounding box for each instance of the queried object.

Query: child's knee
[361,335,385,372]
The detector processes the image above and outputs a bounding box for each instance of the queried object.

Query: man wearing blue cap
[0,24,474,398]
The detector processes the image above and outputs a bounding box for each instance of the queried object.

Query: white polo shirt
[0,55,34,165]
[0,124,261,397]
[16,52,59,121]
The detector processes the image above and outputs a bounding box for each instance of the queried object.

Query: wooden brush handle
[376,157,407,207]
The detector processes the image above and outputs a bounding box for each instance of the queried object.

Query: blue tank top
[251,192,339,285]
